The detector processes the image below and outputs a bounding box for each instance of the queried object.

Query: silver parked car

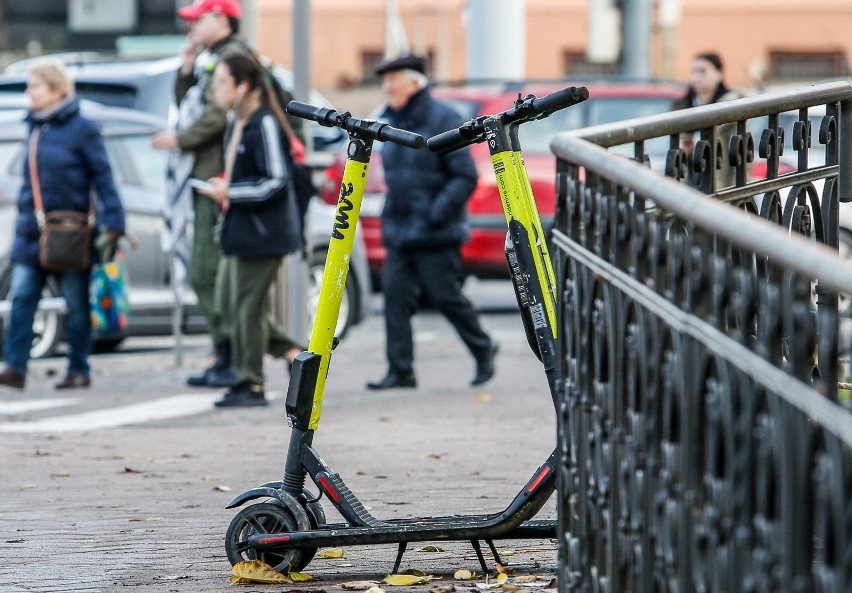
[0,99,370,358]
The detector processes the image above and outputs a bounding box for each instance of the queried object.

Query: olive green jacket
[174,36,255,181]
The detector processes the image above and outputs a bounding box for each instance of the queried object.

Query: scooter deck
[248,451,558,551]
[249,517,556,550]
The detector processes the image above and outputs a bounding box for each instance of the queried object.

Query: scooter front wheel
[225,501,311,573]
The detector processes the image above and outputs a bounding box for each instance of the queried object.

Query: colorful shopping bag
[90,251,130,337]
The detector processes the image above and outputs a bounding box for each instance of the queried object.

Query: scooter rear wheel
[225,501,311,573]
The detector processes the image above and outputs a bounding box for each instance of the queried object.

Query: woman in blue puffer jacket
[0,58,125,391]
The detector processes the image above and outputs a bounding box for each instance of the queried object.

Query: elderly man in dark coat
[366,54,498,390]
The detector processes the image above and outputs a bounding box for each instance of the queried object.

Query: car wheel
[0,269,63,359]
[308,249,359,340]
[838,228,852,317]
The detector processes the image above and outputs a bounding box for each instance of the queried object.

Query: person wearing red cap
[151,0,256,389]
[177,0,242,21]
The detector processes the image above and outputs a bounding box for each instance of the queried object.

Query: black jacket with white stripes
[220,106,301,258]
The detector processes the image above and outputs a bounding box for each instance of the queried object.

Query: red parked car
[319,80,686,289]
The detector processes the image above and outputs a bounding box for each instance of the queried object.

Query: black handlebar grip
[379,125,425,149]
[286,101,336,126]
[530,86,589,117]
[426,127,469,153]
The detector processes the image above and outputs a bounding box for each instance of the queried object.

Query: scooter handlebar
[286,101,424,149]
[427,86,589,154]
[527,85,589,119]
[426,127,470,154]
[286,101,335,126]
[377,125,425,149]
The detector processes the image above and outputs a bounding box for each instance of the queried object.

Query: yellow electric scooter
[224,87,589,575]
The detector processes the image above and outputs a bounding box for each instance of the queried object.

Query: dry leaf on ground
[431,585,456,593]
[317,548,346,558]
[290,571,314,582]
[341,581,381,590]
[383,573,440,586]
[366,587,386,593]
[419,545,445,552]
[213,485,231,492]
[454,570,477,581]
[230,560,291,584]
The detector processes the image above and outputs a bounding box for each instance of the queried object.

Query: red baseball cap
[178,0,242,21]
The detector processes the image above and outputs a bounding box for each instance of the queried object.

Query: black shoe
[207,366,237,388]
[366,372,417,390]
[55,372,91,390]
[188,341,233,387]
[471,342,499,386]
[214,382,268,408]
[186,365,215,387]
[0,367,25,390]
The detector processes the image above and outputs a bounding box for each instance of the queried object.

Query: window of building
[768,50,849,80]
[563,50,619,77]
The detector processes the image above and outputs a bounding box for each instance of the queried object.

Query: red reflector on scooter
[526,465,552,493]
[317,474,342,502]
[257,535,292,545]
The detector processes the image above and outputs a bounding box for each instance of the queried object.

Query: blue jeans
[3,263,91,376]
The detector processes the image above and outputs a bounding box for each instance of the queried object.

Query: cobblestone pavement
[1,304,559,593]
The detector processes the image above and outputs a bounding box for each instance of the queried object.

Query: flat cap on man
[375,54,427,76]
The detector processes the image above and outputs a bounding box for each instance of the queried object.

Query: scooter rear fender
[225,487,287,509]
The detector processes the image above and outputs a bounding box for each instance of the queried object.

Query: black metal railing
[549,81,852,593]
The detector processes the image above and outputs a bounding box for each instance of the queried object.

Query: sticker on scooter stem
[333,183,354,240]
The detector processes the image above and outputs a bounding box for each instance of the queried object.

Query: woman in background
[0,58,124,391]
[198,53,303,408]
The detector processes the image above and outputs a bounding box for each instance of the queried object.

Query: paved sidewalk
[0,311,559,593]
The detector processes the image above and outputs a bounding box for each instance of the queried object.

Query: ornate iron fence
[549,81,852,593]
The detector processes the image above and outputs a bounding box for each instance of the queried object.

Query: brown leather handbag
[29,127,94,272]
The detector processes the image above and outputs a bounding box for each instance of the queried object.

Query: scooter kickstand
[470,540,490,574]
[392,542,408,574]
[485,539,503,567]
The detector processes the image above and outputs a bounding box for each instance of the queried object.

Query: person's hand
[96,228,123,261]
[180,36,200,76]
[150,131,178,150]
[197,176,229,211]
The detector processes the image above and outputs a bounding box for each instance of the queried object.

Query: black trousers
[382,245,492,375]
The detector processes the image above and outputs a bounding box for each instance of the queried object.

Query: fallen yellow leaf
[454,570,477,581]
[496,573,509,585]
[230,560,291,584]
[401,569,427,576]
[383,573,439,586]
[419,545,445,552]
[289,571,313,582]
[341,581,382,590]
[317,548,346,558]
[474,393,493,403]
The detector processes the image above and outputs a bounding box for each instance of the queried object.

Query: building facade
[1,0,850,92]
